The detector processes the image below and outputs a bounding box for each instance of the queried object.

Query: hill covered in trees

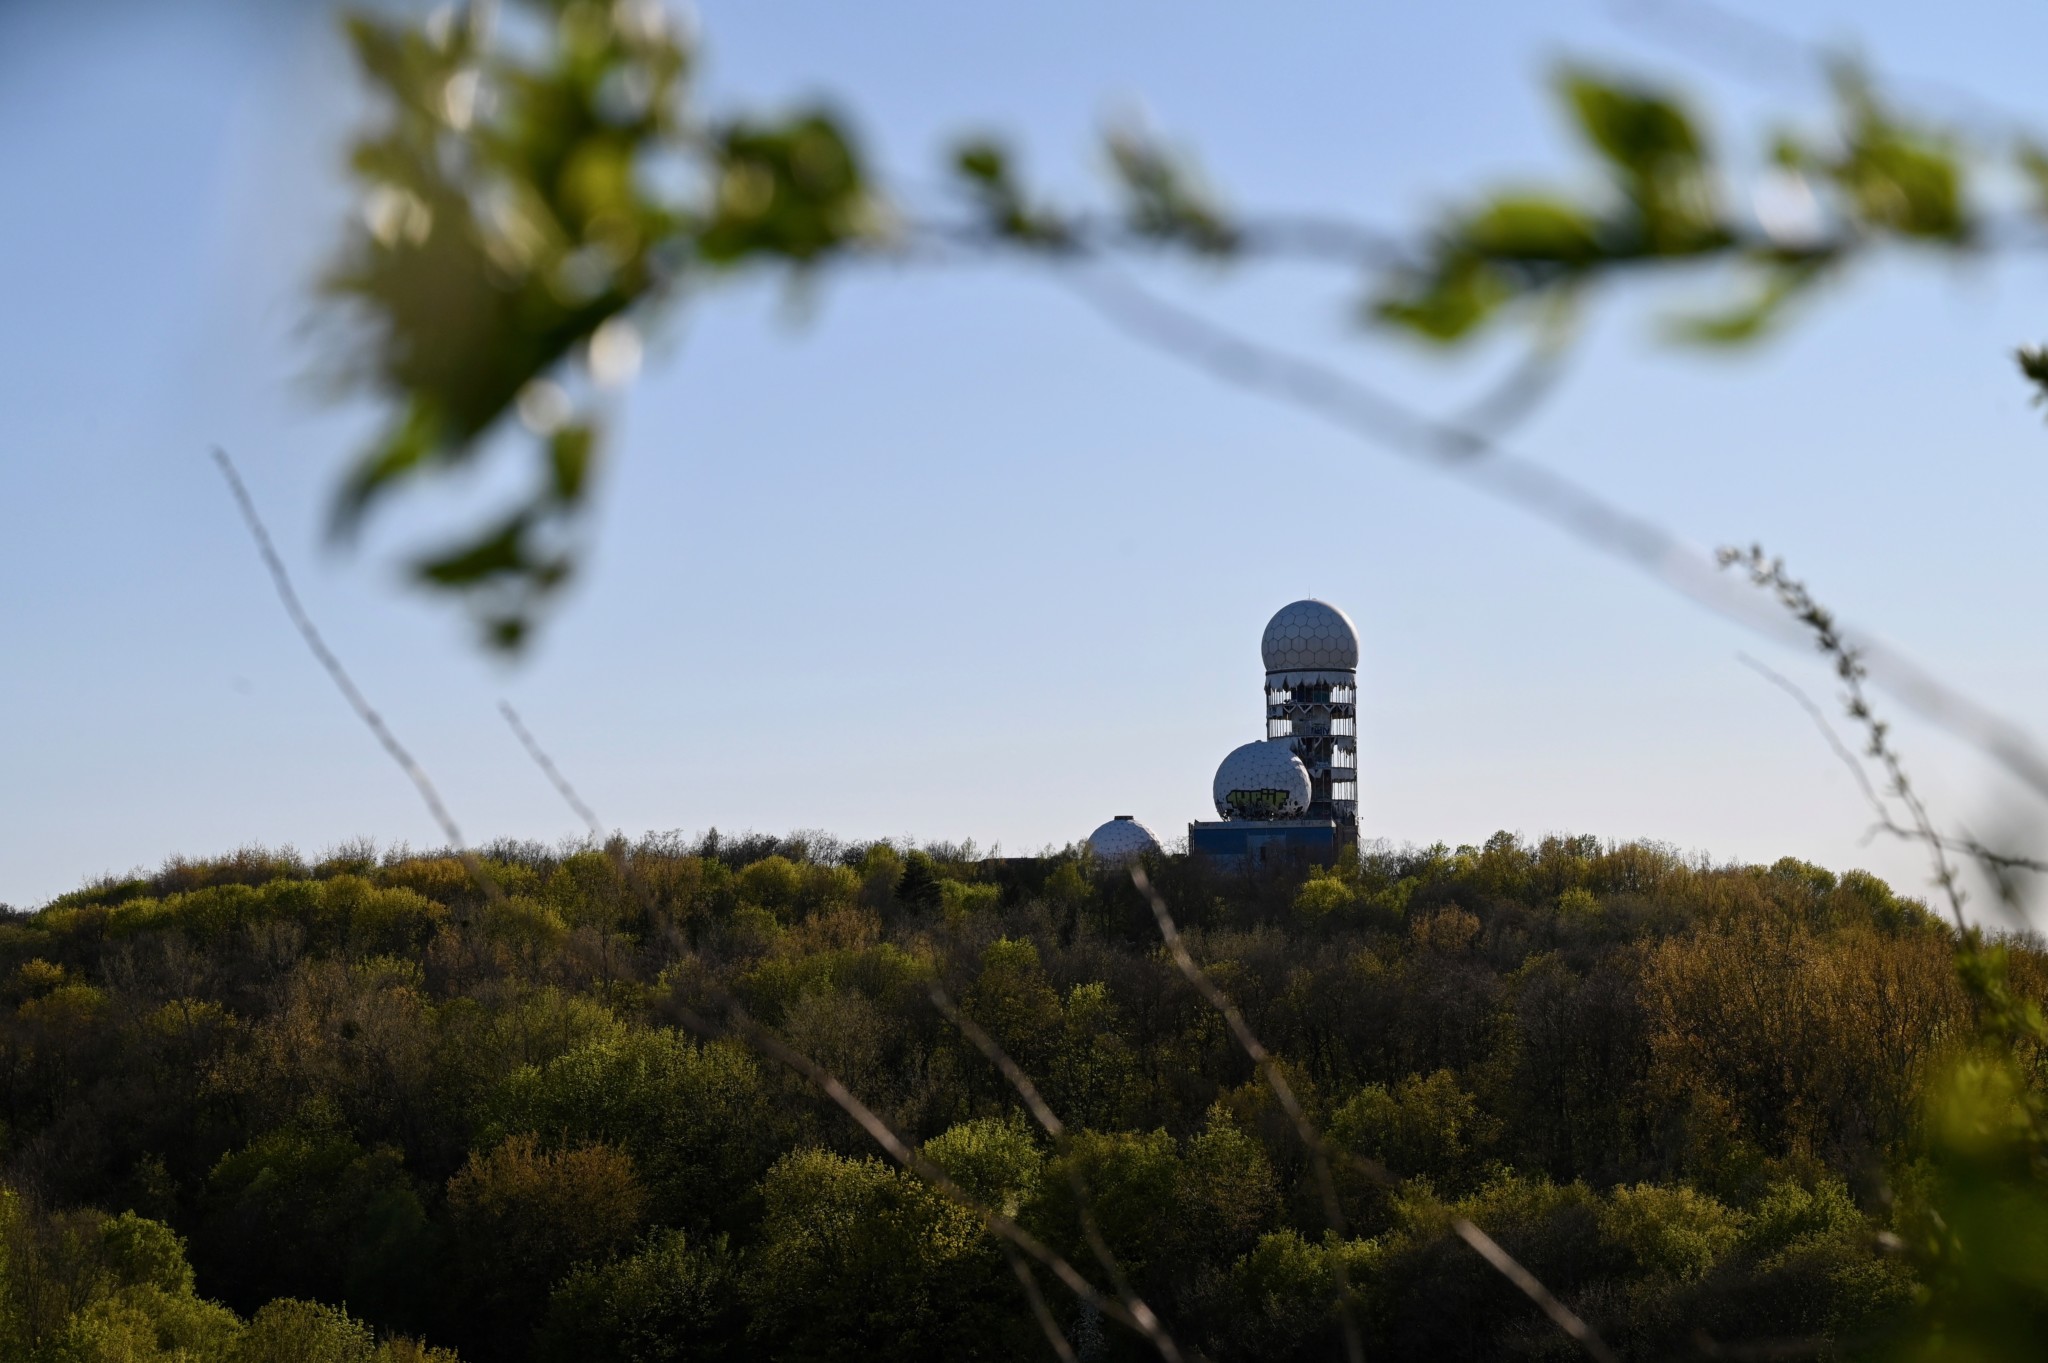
[0,830,2031,1361]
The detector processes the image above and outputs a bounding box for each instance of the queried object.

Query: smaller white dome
[1087,816,1160,865]
[1212,741,1312,820]
[1261,599,1360,674]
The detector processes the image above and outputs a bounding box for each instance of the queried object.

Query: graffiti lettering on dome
[1224,788,1294,819]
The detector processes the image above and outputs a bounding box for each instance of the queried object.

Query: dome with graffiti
[1211,741,1312,820]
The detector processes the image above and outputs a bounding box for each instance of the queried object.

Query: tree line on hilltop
[0,828,2034,1360]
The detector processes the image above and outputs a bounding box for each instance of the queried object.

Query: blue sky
[4,0,2047,912]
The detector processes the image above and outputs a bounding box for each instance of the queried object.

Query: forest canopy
[0,828,2027,1360]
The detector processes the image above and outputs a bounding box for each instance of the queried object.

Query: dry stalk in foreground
[928,982,1178,1358]
[491,703,1166,1358]
[1131,865,1365,1363]
[1062,268,2048,811]
[671,988,1185,1363]
[1132,865,1622,1363]
[498,700,605,840]
[432,597,1617,1363]
[213,447,506,909]
[1722,546,1972,931]
[1002,1243,1080,1363]
[1738,654,2048,885]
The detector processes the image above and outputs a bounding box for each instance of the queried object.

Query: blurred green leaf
[1825,66,1969,242]
[326,2,888,650]
[950,138,1072,248]
[2017,142,2048,218]
[1105,123,1238,256]
[1558,67,1724,253]
[1560,69,1703,177]
[1462,195,1603,264]
[697,112,877,267]
[548,423,596,505]
[1372,253,1513,342]
[2016,345,2048,413]
[1668,257,1829,345]
[330,399,441,540]
[415,513,539,588]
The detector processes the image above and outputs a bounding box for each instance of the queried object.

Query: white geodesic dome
[1087,816,1161,865]
[1260,599,1360,674]
[1212,741,1312,819]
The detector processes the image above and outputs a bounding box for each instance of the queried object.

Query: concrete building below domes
[1188,818,1348,866]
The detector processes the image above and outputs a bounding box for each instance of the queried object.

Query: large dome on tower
[1212,741,1312,820]
[1261,599,1360,673]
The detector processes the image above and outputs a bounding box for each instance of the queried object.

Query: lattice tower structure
[1260,599,1360,827]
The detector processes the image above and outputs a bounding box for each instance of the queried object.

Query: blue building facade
[1188,817,1348,866]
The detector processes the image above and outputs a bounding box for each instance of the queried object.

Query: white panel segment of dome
[1212,741,1312,820]
[1260,599,1360,674]
[1087,816,1161,865]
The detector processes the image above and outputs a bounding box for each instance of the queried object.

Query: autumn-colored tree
[444,1135,645,1359]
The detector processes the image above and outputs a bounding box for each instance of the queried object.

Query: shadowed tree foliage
[2,828,2025,1357]
[442,1133,645,1358]
[535,1226,746,1363]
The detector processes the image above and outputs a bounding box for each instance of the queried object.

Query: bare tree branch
[930,982,1069,1139]
[211,447,503,904]
[1054,270,2048,808]
[671,990,1183,1362]
[1132,866,1365,1363]
[1740,651,2048,879]
[1453,1219,1623,1363]
[492,698,1171,1358]
[1607,0,2033,142]
[1002,1243,1080,1363]
[1605,0,1823,91]
[1723,547,1969,930]
[499,700,605,840]
[928,983,1179,1358]
[1739,652,1894,822]
[1133,863,1630,1363]
[904,206,1411,271]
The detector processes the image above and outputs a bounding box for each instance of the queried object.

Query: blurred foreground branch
[1062,270,2048,807]
[1725,549,2048,1356]
[212,448,503,905]
[1133,865,1618,1363]
[497,700,604,841]
[1739,653,2048,883]
[671,990,1182,1361]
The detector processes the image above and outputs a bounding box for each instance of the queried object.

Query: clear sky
[4,0,2047,913]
